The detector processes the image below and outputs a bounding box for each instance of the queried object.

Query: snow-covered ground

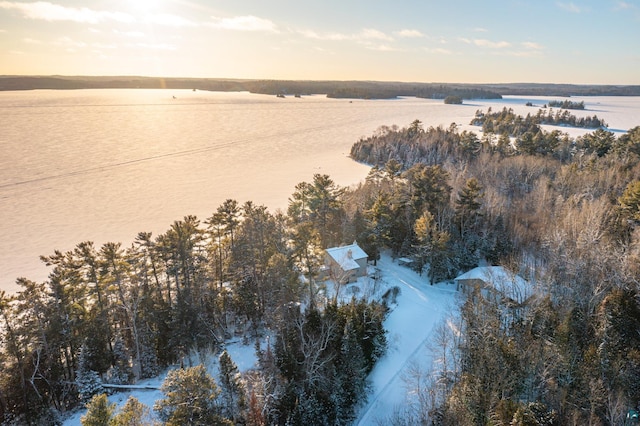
[63,252,458,425]
[354,254,458,424]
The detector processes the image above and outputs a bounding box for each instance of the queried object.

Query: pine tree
[454,177,484,237]
[81,394,115,426]
[333,318,367,424]
[218,350,248,423]
[76,343,104,403]
[107,336,132,385]
[112,396,154,426]
[154,365,232,426]
[618,180,640,224]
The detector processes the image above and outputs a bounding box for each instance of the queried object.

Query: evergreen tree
[218,350,247,423]
[618,180,640,224]
[112,396,154,426]
[454,177,484,238]
[107,336,132,385]
[414,210,451,283]
[76,343,104,403]
[154,365,232,426]
[80,394,114,426]
[333,318,367,424]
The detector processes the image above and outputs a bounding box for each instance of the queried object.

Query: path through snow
[355,254,458,424]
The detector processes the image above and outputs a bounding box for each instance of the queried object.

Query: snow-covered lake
[1,90,639,292]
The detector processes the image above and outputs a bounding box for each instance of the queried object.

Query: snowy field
[62,252,459,425]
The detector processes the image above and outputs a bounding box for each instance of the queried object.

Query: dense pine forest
[2,103,640,424]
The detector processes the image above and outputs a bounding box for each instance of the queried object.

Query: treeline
[0,178,388,425]
[326,85,502,100]
[471,106,607,136]
[548,99,585,109]
[10,76,640,97]
[350,119,640,424]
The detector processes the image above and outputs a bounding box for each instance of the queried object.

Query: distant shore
[1,75,640,98]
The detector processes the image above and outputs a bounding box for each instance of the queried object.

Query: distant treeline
[548,99,585,109]
[2,75,640,98]
[471,106,607,137]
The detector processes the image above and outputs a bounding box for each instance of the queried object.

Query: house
[325,242,368,283]
[454,266,530,304]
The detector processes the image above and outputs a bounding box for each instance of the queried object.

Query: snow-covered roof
[326,242,367,271]
[455,266,530,303]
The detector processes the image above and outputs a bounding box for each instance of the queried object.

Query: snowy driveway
[355,254,458,424]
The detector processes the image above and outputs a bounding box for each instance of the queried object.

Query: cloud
[298,30,349,41]
[557,2,582,13]
[147,13,197,27]
[473,39,511,48]
[425,47,453,55]
[615,1,634,9]
[360,28,393,41]
[0,1,134,23]
[299,28,393,43]
[394,29,424,38]
[474,27,488,33]
[53,36,86,48]
[521,41,543,50]
[23,37,42,44]
[113,30,145,38]
[365,43,396,52]
[210,15,278,32]
[129,42,177,51]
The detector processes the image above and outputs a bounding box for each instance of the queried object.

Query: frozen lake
[1,89,639,292]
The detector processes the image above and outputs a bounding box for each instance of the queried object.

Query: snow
[62,339,259,425]
[62,252,460,425]
[326,242,368,271]
[354,253,458,424]
[454,265,530,303]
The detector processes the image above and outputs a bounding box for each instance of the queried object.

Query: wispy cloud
[425,47,453,55]
[147,13,197,27]
[521,41,543,50]
[394,29,424,38]
[113,30,145,38]
[128,42,177,51]
[365,43,396,52]
[23,37,42,44]
[299,28,393,43]
[0,1,134,23]
[557,2,582,13]
[473,39,511,49]
[298,30,348,41]
[615,1,635,9]
[474,27,488,33]
[53,36,86,48]
[210,15,278,32]
[360,28,393,41]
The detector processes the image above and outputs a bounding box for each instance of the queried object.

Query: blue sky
[1,0,639,83]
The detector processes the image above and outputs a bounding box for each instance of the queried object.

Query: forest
[547,100,586,110]
[2,104,640,424]
[3,76,640,97]
[350,118,640,425]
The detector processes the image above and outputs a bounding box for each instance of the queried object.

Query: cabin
[324,242,368,283]
[454,266,530,304]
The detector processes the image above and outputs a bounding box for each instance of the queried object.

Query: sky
[1,0,639,84]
